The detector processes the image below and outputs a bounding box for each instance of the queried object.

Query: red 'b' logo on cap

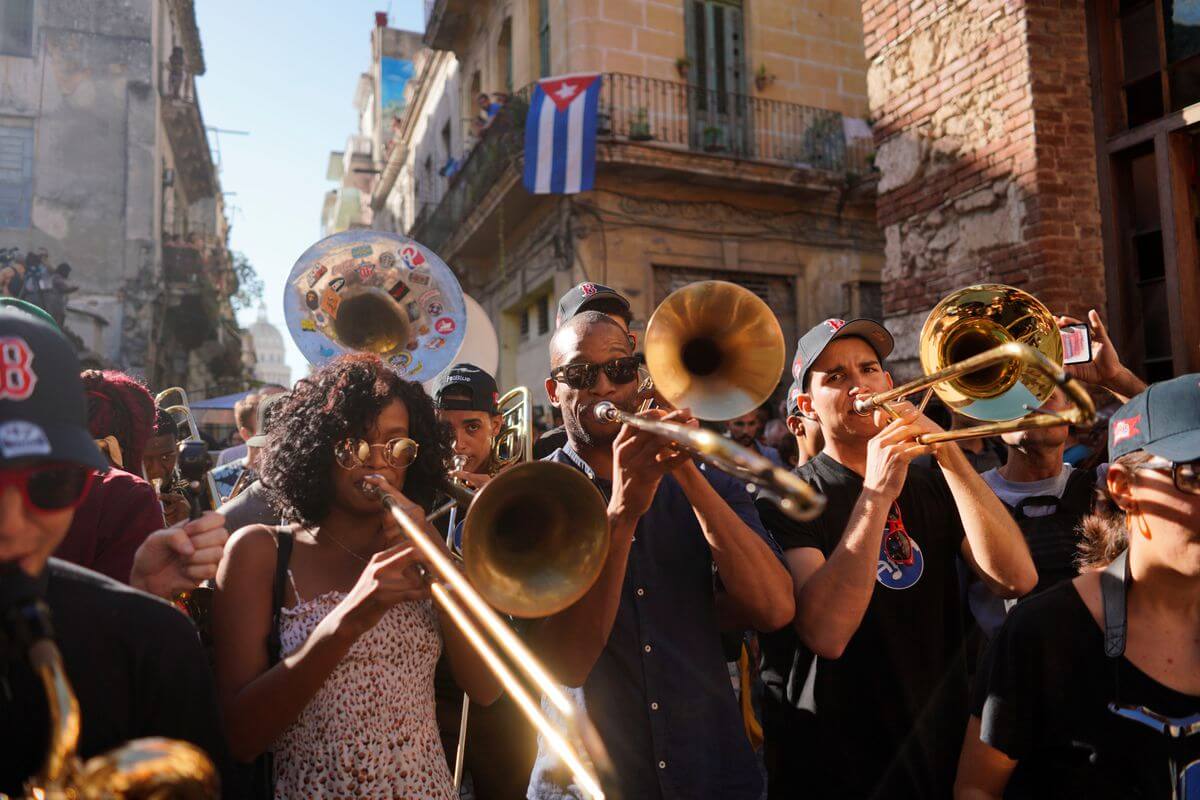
[826,319,847,332]
[1112,414,1142,445]
[0,338,36,401]
[580,283,597,297]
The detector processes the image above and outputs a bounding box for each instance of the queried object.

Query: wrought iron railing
[412,73,874,252]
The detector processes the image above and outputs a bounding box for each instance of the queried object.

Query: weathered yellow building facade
[380,0,882,422]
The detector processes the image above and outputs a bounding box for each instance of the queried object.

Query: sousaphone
[283,230,467,382]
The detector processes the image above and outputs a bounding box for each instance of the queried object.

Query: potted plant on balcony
[629,107,652,141]
[755,64,776,91]
[703,125,725,152]
[675,56,692,80]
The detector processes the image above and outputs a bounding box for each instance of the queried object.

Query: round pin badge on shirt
[876,536,924,590]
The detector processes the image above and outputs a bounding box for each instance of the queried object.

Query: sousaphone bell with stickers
[283,230,468,382]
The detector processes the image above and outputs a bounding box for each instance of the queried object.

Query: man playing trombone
[766,318,1037,799]
[431,362,539,798]
[432,363,504,493]
[526,310,795,800]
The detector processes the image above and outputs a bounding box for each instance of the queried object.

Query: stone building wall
[861,0,1105,375]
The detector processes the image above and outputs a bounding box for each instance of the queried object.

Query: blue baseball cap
[1109,373,1200,462]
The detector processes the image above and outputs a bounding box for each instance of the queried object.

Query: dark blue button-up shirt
[526,445,782,800]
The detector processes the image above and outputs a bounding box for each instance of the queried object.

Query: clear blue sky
[195,0,425,383]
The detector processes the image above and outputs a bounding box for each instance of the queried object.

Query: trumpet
[850,285,1096,443]
[608,280,825,521]
[361,461,612,798]
[2,564,218,799]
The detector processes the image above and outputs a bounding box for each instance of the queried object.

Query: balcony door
[686,0,747,155]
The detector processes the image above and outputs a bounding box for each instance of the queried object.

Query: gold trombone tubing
[370,489,606,800]
[593,401,826,521]
[851,341,1096,444]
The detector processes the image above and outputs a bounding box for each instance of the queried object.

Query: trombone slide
[851,342,1096,444]
[363,485,607,800]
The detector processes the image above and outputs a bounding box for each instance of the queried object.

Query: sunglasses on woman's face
[0,464,94,513]
[1136,458,1200,495]
[333,437,420,470]
[550,355,642,391]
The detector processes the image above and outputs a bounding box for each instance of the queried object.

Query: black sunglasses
[550,355,642,391]
[1135,458,1200,496]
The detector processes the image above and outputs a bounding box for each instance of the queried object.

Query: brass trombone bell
[644,281,785,421]
[462,461,610,618]
[852,284,1096,444]
[920,284,1062,422]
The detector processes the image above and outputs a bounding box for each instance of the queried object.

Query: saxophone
[1,566,218,799]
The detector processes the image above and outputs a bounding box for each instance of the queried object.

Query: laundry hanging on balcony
[523,73,602,195]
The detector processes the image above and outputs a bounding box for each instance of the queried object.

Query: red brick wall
[859,0,1104,368]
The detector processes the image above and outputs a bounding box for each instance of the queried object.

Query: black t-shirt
[973,581,1200,798]
[765,452,969,799]
[0,559,233,797]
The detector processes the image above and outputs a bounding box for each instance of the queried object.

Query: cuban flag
[523,73,602,195]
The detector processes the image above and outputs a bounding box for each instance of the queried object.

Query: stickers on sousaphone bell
[283,231,467,380]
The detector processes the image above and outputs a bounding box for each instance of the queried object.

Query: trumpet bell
[920,284,1063,421]
[462,462,609,619]
[644,281,785,421]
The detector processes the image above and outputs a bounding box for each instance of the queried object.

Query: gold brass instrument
[153,387,222,511]
[155,387,222,642]
[850,284,1096,443]
[3,570,217,799]
[598,280,825,522]
[492,385,534,470]
[361,461,611,799]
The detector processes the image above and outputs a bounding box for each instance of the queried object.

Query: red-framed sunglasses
[0,463,95,513]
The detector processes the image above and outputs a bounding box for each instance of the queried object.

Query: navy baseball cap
[792,318,894,391]
[0,308,106,470]
[433,363,499,414]
[246,391,290,448]
[555,282,632,328]
[1108,373,1200,462]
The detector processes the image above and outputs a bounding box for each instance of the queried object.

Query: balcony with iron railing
[411,72,876,254]
[159,62,216,199]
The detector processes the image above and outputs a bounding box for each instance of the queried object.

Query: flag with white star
[522,73,602,194]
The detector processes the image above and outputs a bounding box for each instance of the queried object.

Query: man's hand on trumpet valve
[160,489,191,527]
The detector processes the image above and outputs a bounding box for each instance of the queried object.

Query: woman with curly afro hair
[212,354,500,799]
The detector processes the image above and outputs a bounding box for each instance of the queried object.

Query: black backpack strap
[1101,548,1130,658]
[267,528,294,665]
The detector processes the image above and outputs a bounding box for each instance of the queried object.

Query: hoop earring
[1126,502,1152,541]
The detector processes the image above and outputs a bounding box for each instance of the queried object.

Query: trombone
[362,461,611,799]
[153,386,222,511]
[850,284,1096,443]
[597,280,825,522]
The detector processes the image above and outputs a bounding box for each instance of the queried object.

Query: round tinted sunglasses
[550,355,642,391]
[0,464,95,513]
[1135,458,1200,495]
[334,437,420,470]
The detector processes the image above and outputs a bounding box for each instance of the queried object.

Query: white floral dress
[272,587,454,799]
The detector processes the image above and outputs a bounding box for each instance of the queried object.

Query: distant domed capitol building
[245,305,292,388]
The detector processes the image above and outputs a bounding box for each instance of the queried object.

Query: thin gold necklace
[309,528,376,564]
